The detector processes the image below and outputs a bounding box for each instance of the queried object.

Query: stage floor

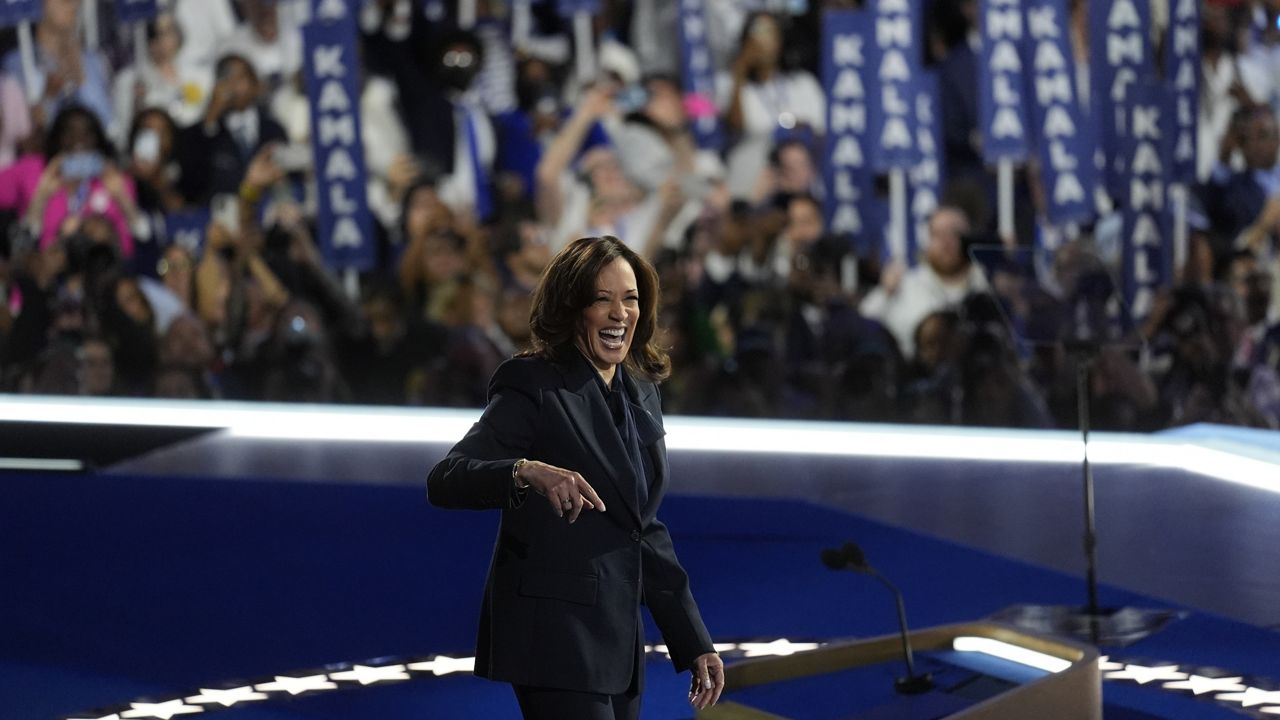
[2,398,1279,719]
[94,402,1280,628]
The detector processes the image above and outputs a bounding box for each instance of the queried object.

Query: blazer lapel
[557,356,643,526]
[624,372,668,521]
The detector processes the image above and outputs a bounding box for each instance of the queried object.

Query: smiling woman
[427,236,724,719]
[525,236,669,385]
[577,257,639,384]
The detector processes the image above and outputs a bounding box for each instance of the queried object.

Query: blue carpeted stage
[2,400,1280,719]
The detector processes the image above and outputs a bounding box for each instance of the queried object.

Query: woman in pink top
[0,104,140,258]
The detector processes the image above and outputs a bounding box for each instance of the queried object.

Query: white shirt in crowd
[717,70,825,199]
[172,0,238,72]
[223,9,304,92]
[111,59,212,143]
[1199,52,1274,181]
[860,263,989,360]
[549,173,664,256]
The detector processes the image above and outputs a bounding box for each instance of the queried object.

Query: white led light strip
[3,396,1278,492]
[0,457,83,472]
[952,636,1072,673]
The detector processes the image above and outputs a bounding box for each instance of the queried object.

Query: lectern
[698,622,1101,720]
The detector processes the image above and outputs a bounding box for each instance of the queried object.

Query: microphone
[821,542,934,695]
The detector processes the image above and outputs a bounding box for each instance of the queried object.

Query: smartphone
[273,143,313,172]
[133,129,161,165]
[211,193,240,235]
[614,84,648,115]
[62,152,104,180]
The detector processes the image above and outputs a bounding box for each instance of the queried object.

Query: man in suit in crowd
[178,53,288,206]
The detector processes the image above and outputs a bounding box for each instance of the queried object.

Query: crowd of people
[0,0,1278,431]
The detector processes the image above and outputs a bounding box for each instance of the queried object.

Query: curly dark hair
[43,104,115,161]
[522,236,670,382]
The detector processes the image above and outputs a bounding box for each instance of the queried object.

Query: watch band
[512,458,529,489]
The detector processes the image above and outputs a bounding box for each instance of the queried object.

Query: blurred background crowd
[0,0,1278,432]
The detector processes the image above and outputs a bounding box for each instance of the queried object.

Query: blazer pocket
[518,570,599,606]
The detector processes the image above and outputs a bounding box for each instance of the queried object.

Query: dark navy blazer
[427,353,715,694]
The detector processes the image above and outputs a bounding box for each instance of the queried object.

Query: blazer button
[630,530,640,542]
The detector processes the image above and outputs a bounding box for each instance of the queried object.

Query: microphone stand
[1070,342,1103,645]
[866,567,934,695]
[823,545,933,695]
[974,246,1179,648]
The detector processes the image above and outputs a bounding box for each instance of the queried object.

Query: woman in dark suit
[428,236,725,719]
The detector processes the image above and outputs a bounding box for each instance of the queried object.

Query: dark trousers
[511,627,646,718]
[512,683,641,720]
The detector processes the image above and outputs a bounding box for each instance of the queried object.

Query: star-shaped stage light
[254,674,336,695]
[1259,705,1280,715]
[738,639,822,658]
[329,664,410,685]
[1215,687,1280,708]
[1104,664,1188,685]
[407,655,476,676]
[120,700,203,719]
[1097,656,1125,671]
[1162,675,1246,695]
[185,686,268,707]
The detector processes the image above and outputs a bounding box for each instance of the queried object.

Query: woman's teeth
[600,328,625,349]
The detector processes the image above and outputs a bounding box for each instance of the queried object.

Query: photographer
[261,298,349,404]
[0,212,125,382]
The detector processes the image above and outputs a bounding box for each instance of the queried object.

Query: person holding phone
[0,105,140,258]
[176,54,287,205]
[126,108,186,215]
[0,0,113,132]
[721,12,825,198]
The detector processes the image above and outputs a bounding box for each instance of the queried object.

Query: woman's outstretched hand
[689,652,725,710]
[516,460,607,523]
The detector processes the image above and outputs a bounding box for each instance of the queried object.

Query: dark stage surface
[2,398,1280,719]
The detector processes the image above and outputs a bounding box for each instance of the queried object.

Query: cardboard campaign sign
[555,0,599,17]
[304,0,376,271]
[677,0,723,150]
[0,0,42,27]
[114,0,159,24]
[1165,0,1199,185]
[162,209,212,256]
[822,10,880,255]
[1024,0,1096,226]
[909,73,944,268]
[1121,83,1173,325]
[867,0,920,172]
[978,0,1029,163]
[1090,0,1152,200]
